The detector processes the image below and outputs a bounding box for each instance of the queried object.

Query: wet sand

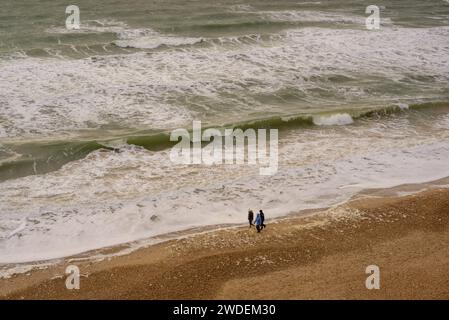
[1,188,449,299]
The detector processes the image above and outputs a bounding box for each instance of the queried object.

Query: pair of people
[248,209,266,233]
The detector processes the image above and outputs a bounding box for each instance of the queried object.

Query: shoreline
[3,175,448,276]
[1,186,448,299]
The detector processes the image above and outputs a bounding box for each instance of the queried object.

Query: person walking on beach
[259,210,266,229]
[255,212,262,233]
[248,209,254,227]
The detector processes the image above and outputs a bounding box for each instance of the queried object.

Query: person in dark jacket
[259,210,266,229]
[254,212,262,233]
[248,209,254,227]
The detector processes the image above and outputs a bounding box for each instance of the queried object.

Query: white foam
[46,19,128,35]
[0,262,53,279]
[313,113,354,126]
[397,103,410,110]
[228,4,256,12]
[1,26,449,138]
[114,28,202,49]
[263,10,366,24]
[48,20,203,50]
[297,1,322,5]
[436,113,449,129]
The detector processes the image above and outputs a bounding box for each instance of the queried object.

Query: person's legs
[248,219,252,227]
[256,225,261,233]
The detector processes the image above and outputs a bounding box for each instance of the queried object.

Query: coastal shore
[1,187,448,299]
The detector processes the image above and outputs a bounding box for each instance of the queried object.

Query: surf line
[169,121,278,175]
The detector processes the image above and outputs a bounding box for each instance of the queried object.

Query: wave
[46,20,204,53]
[1,102,448,182]
[114,31,278,50]
[228,4,255,12]
[231,102,449,130]
[113,28,203,49]
[262,10,367,25]
[164,10,369,34]
[313,113,354,126]
[224,9,390,27]
[46,19,129,35]
[47,19,272,52]
[0,140,113,182]
[2,26,449,139]
[296,1,323,5]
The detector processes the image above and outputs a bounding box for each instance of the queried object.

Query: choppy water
[1,0,449,270]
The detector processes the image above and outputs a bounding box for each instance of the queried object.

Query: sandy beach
[1,187,448,300]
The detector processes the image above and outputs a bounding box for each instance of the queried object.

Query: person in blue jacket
[255,212,262,233]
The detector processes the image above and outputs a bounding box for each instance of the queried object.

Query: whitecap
[313,113,354,126]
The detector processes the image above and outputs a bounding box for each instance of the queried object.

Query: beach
[1,187,448,300]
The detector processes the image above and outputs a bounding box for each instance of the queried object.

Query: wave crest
[313,113,354,126]
[114,28,203,49]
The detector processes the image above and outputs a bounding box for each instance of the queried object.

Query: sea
[1,0,449,275]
